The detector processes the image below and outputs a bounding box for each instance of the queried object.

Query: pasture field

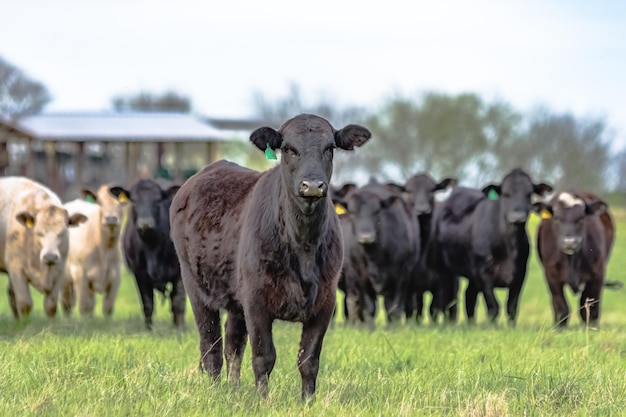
[1,212,626,417]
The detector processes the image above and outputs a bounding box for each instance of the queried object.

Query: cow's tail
[604,280,624,290]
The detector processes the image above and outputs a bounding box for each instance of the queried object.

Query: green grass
[2,212,626,416]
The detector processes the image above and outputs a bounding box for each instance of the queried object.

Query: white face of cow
[96,185,125,237]
[16,205,87,267]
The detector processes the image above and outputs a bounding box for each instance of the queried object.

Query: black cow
[334,180,420,324]
[169,114,371,401]
[533,191,615,327]
[426,168,552,325]
[332,185,377,329]
[110,179,185,330]
[403,173,456,323]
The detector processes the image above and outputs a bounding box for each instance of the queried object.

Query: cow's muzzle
[137,217,155,232]
[42,252,60,266]
[506,211,528,224]
[299,180,326,199]
[560,236,582,255]
[357,232,376,245]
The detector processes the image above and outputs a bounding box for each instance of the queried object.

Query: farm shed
[0,112,240,199]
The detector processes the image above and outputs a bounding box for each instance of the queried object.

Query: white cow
[0,176,86,319]
[62,184,126,317]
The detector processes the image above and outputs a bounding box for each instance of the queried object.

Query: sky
[2,0,626,150]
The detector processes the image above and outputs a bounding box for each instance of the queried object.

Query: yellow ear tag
[118,192,129,203]
[540,209,552,219]
[25,218,34,228]
[334,204,347,215]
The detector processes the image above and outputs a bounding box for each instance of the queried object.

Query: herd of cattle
[0,114,619,400]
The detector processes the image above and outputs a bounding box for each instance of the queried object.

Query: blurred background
[1,0,625,202]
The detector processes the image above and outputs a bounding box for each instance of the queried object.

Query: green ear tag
[265,144,277,160]
[487,189,499,201]
[85,195,96,204]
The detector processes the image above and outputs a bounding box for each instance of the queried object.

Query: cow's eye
[501,192,511,198]
[324,146,334,157]
[283,146,299,157]
[36,231,44,238]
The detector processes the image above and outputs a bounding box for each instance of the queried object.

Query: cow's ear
[435,178,457,191]
[250,127,283,152]
[381,195,402,209]
[531,202,553,219]
[534,182,553,196]
[82,189,98,204]
[109,186,131,203]
[334,183,357,199]
[334,124,371,151]
[163,185,181,200]
[585,200,607,215]
[16,212,35,229]
[482,184,501,200]
[68,213,88,227]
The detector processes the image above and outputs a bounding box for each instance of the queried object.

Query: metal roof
[6,112,234,142]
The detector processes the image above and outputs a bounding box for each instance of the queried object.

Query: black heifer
[426,168,552,325]
[110,179,185,330]
[334,180,420,324]
[332,186,377,329]
[169,114,371,401]
[403,173,456,323]
[533,191,615,327]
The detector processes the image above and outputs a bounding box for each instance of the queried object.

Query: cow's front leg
[464,281,479,324]
[169,278,186,329]
[482,284,500,324]
[8,273,33,319]
[134,272,154,329]
[298,304,334,402]
[579,278,602,327]
[246,312,275,399]
[548,279,569,327]
[103,269,121,317]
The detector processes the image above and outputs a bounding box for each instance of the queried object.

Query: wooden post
[174,142,184,183]
[206,141,219,165]
[45,141,58,194]
[126,141,140,185]
[75,141,85,192]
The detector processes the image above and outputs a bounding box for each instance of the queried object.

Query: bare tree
[0,56,50,118]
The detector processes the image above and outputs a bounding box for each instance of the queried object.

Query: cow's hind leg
[224,312,247,385]
[298,303,334,402]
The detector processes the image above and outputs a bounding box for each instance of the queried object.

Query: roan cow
[533,191,615,327]
[61,184,126,317]
[333,180,420,324]
[426,168,552,325]
[403,173,456,323]
[0,176,86,318]
[110,179,185,330]
[170,114,371,401]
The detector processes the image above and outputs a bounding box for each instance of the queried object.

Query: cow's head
[83,184,127,237]
[482,168,552,225]
[333,183,403,245]
[16,205,87,267]
[532,192,607,255]
[110,180,179,237]
[250,114,371,215]
[404,173,457,217]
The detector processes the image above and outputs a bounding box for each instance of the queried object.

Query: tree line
[0,56,623,193]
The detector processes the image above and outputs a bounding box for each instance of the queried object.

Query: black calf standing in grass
[169,114,371,401]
